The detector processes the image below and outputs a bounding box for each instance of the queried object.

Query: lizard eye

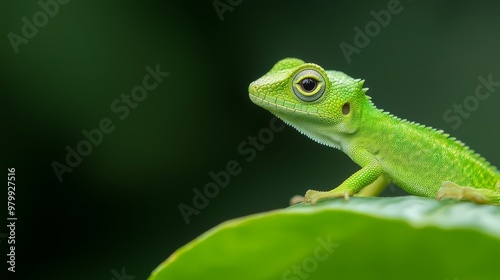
[292,69,326,102]
[300,78,317,92]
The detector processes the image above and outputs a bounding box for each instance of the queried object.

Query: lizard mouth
[248,92,319,116]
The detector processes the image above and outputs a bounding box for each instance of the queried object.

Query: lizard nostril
[249,83,259,94]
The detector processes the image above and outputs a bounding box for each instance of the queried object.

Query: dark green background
[2,0,499,279]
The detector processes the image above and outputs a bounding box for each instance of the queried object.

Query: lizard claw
[289,195,305,205]
[304,189,324,204]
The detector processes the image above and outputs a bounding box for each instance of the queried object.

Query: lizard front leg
[305,149,386,204]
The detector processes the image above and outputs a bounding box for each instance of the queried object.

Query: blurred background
[2,0,500,279]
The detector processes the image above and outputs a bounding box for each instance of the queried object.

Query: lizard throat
[249,92,342,150]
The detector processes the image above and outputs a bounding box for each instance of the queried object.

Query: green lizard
[249,58,500,205]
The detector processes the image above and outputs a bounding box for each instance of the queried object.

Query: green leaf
[149,196,500,280]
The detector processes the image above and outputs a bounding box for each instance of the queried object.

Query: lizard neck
[347,99,414,156]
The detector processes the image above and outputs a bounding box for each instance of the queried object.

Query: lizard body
[249,58,500,205]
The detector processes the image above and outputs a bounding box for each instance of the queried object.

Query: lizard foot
[304,189,350,205]
[436,181,487,204]
[289,195,305,205]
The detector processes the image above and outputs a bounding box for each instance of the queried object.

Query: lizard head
[249,58,369,149]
